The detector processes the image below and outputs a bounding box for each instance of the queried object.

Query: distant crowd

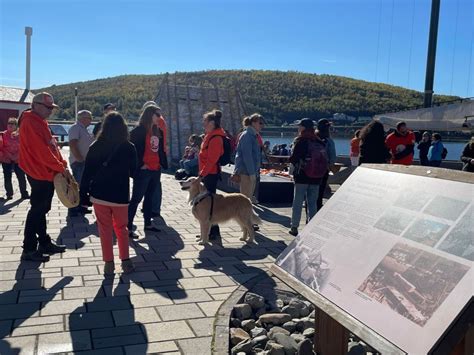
[1,91,473,273]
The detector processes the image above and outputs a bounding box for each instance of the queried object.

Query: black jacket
[359,138,391,164]
[80,140,137,205]
[289,134,323,185]
[130,125,166,170]
[461,143,474,172]
[417,140,431,165]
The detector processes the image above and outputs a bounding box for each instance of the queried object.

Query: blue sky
[1,0,473,97]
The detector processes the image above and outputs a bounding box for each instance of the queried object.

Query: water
[264,136,467,161]
[53,124,467,161]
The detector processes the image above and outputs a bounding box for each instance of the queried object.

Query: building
[0,86,34,130]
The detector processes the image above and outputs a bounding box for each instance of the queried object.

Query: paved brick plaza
[0,170,313,354]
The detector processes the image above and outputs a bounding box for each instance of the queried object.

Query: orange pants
[93,203,130,262]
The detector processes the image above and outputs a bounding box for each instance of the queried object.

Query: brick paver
[0,163,324,354]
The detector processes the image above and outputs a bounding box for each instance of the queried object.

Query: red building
[0,86,34,130]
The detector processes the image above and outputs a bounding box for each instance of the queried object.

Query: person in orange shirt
[385,121,416,165]
[128,104,166,239]
[198,109,225,238]
[18,92,67,262]
[349,129,361,166]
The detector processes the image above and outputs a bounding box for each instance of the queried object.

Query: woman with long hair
[0,117,29,199]
[461,137,474,172]
[80,112,137,274]
[198,109,226,238]
[128,105,166,238]
[358,120,391,164]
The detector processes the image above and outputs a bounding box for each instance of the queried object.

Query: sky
[1,0,473,97]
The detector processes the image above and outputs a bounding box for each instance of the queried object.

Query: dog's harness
[191,191,215,221]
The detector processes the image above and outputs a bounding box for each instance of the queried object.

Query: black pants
[23,176,53,252]
[203,174,220,236]
[2,163,27,197]
[317,171,329,211]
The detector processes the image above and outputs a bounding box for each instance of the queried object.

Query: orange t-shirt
[143,131,160,170]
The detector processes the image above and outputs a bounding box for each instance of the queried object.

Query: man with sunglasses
[18,92,67,262]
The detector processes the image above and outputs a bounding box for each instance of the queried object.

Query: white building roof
[0,86,34,104]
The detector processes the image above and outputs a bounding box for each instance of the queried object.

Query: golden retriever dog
[180,177,262,245]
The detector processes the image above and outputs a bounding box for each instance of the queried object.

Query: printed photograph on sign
[437,205,474,261]
[277,239,331,293]
[357,243,470,327]
[394,189,431,212]
[423,196,470,221]
[373,209,414,236]
[402,218,450,247]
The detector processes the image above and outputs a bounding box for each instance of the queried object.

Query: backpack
[207,135,232,166]
[302,139,329,178]
[441,147,448,160]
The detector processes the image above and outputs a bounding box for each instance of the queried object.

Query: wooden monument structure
[153,73,247,161]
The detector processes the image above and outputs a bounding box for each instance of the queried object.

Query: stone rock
[272,333,299,355]
[251,327,268,338]
[308,310,316,318]
[242,319,256,332]
[231,338,253,355]
[348,341,366,355]
[255,307,267,318]
[259,313,292,325]
[252,335,269,349]
[282,305,300,319]
[276,299,285,309]
[265,342,286,355]
[268,326,290,339]
[291,333,306,343]
[289,299,311,318]
[230,327,250,346]
[295,317,314,332]
[245,292,266,310]
[230,318,242,328]
[234,303,253,320]
[297,338,314,355]
[302,328,315,338]
[282,321,297,333]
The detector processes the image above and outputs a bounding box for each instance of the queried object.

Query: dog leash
[191,191,214,221]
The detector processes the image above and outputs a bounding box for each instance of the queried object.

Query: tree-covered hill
[39,70,457,124]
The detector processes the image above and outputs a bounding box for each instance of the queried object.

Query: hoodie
[199,128,226,177]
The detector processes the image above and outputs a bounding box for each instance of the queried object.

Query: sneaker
[253,224,260,231]
[129,231,140,239]
[104,261,115,275]
[121,259,134,274]
[21,250,50,262]
[289,227,298,236]
[38,241,66,255]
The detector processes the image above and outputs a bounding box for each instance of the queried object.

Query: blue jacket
[234,126,260,176]
[428,140,444,162]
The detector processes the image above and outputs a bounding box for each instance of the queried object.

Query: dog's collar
[190,191,211,207]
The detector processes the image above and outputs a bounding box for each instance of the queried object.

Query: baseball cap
[317,118,332,128]
[295,118,314,129]
[32,92,59,108]
[77,110,92,119]
[103,103,116,111]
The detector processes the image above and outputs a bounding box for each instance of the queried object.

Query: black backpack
[207,135,232,166]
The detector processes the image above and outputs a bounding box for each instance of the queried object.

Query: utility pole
[423,0,441,108]
[25,27,33,91]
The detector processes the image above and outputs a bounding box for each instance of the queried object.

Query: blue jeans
[180,158,199,176]
[129,169,161,229]
[69,161,85,214]
[291,183,319,228]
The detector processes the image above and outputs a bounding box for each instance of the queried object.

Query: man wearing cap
[316,119,337,211]
[18,92,67,262]
[92,103,116,137]
[68,110,94,216]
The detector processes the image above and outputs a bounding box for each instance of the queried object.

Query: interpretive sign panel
[274,166,473,354]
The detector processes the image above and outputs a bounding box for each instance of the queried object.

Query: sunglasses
[37,102,55,110]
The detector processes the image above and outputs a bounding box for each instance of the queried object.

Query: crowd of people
[2,90,474,274]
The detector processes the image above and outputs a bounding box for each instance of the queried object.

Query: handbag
[54,170,80,208]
